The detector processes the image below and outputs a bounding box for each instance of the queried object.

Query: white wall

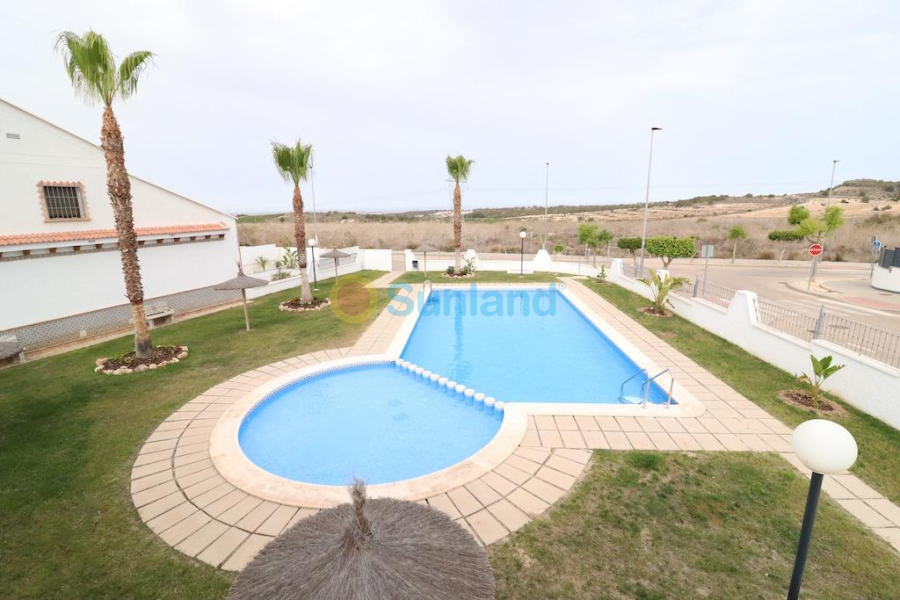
[606,259,900,429]
[871,263,900,293]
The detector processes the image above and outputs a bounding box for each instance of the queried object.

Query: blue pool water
[239,363,501,485]
[401,288,670,404]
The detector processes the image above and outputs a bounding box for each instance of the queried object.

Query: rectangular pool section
[401,287,672,404]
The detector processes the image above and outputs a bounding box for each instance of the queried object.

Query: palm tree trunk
[453,182,462,271]
[101,107,152,358]
[292,185,313,303]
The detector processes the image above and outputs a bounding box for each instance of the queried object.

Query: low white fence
[403,248,602,277]
[605,259,900,430]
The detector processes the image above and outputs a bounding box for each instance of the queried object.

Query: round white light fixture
[308,238,317,247]
[792,419,858,475]
[519,231,527,239]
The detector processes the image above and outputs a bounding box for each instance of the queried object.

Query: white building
[0,99,241,351]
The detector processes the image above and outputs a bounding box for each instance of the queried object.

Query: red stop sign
[809,243,823,257]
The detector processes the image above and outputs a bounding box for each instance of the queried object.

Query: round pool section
[238,363,502,486]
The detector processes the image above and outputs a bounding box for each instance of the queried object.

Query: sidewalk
[786,277,900,313]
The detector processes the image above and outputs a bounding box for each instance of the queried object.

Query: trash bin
[412,260,419,270]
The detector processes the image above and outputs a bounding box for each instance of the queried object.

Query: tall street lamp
[544,162,550,249]
[519,231,527,276]
[308,238,318,291]
[638,127,662,278]
[788,419,858,600]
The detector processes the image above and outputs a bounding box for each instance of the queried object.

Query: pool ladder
[423,279,433,298]
[618,368,675,408]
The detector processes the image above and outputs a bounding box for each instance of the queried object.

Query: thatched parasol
[320,249,351,283]
[415,243,439,276]
[214,267,268,331]
[230,481,495,600]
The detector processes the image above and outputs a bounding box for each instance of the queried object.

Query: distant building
[872,246,900,293]
[0,99,240,351]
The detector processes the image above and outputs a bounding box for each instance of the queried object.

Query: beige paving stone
[515,447,550,464]
[554,416,578,431]
[131,459,173,480]
[714,433,750,451]
[625,431,655,450]
[560,429,587,448]
[507,488,550,516]
[636,417,664,433]
[487,499,530,533]
[647,432,679,451]
[205,489,249,517]
[184,475,228,500]
[605,431,633,450]
[283,508,318,533]
[505,454,542,476]
[520,430,541,446]
[676,418,708,434]
[176,520,229,557]
[697,417,729,434]
[174,459,214,478]
[133,450,173,467]
[594,416,622,431]
[873,528,900,552]
[173,450,209,468]
[465,479,503,506]
[574,415,599,431]
[155,420,189,432]
[197,527,249,567]
[865,499,900,527]
[832,475,884,500]
[494,463,531,486]
[447,487,483,517]
[614,416,641,432]
[522,477,566,504]
[735,434,771,452]
[160,511,212,546]
[175,442,209,457]
[718,418,751,434]
[132,481,179,508]
[536,466,576,489]
[131,470,173,493]
[146,429,184,443]
[236,501,280,532]
[758,434,792,452]
[581,430,610,449]
[176,467,219,488]
[219,496,264,525]
[836,499,894,528]
[146,502,197,535]
[256,505,300,536]
[545,454,584,477]
[427,493,462,519]
[692,433,727,451]
[554,449,591,464]
[140,438,178,454]
[138,491,186,521]
[480,472,518,496]
[466,509,508,545]
[760,418,793,435]
[537,429,563,448]
[658,419,687,434]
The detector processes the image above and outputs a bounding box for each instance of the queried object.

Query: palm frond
[445,154,473,183]
[55,30,143,107]
[271,139,313,186]
[117,50,155,99]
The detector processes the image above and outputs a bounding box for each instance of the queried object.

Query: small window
[43,185,84,220]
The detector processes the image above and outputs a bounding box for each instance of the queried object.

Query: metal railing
[692,278,737,308]
[756,299,818,342]
[618,368,647,403]
[643,368,675,408]
[621,262,639,280]
[819,314,900,368]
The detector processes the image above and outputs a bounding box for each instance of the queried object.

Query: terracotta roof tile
[0,223,230,247]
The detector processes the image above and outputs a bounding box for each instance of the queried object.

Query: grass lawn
[583,280,900,506]
[491,451,900,600]
[0,271,387,600]
[392,271,561,285]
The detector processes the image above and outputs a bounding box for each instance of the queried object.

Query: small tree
[645,236,695,268]
[797,206,845,282]
[552,244,565,254]
[597,229,613,259]
[768,230,803,264]
[617,237,642,269]
[637,270,689,315]
[727,225,748,263]
[578,224,600,266]
[797,355,844,409]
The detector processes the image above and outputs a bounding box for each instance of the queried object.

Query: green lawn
[392,271,561,285]
[583,280,900,505]
[491,451,900,599]
[0,272,387,600]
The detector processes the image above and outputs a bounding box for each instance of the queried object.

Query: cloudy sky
[2,1,897,214]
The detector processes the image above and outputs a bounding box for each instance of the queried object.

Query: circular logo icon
[329,274,379,323]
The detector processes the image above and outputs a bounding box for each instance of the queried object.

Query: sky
[1,0,898,215]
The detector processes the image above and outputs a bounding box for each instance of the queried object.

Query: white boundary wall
[604,258,900,430]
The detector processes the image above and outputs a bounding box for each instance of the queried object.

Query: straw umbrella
[214,267,268,331]
[230,481,495,600]
[415,243,438,277]
[320,248,351,283]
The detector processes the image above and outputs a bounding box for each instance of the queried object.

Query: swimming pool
[238,363,501,485]
[401,288,671,404]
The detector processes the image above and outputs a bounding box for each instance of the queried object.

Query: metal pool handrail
[643,368,675,408]
[619,368,648,403]
[423,279,433,298]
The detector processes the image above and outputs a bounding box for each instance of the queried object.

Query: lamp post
[308,238,318,291]
[519,231,527,276]
[638,127,662,279]
[544,162,550,249]
[808,160,840,290]
[788,419,858,600]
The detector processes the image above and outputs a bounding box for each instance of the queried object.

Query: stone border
[278,299,330,313]
[95,346,188,375]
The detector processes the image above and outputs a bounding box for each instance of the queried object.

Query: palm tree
[272,140,314,303]
[55,31,155,357]
[445,155,474,272]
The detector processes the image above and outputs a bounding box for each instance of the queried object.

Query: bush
[445,266,455,275]
[644,236,696,268]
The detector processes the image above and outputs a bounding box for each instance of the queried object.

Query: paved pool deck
[130,277,900,571]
